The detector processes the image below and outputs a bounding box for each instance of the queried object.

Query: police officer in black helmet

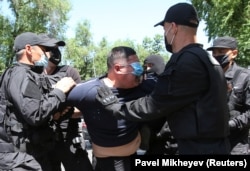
[207,36,250,154]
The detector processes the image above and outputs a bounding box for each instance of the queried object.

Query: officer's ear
[25,45,33,55]
[231,49,238,60]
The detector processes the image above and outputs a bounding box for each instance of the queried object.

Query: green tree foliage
[141,34,169,61]
[93,38,110,77]
[63,19,168,80]
[64,20,98,81]
[0,0,71,73]
[190,0,250,66]
[0,15,12,71]
[1,1,168,77]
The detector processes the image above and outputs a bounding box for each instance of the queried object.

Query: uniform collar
[180,43,203,52]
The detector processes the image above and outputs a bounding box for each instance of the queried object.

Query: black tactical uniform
[0,62,66,170]
[226,63,250,154]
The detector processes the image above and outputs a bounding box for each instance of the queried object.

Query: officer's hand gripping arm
[96,86,123,117]
[96,86,118,105]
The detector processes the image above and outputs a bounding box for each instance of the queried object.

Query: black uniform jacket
[7,62,65,127]
[114,44,229,139]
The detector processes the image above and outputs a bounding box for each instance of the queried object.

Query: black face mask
[164,25,175,53]
[49,48,61,65]
[164,36,173,53]
[214,54,230,68]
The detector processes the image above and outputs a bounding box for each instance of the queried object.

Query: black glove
[96,85,118,105]
[96,85,124,118]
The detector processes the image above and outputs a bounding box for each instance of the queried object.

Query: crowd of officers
[0,2,250,171]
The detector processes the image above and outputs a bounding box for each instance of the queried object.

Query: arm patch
[24,81,42,100]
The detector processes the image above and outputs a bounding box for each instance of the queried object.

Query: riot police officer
[207,36,250,154]
[0,32,76,170]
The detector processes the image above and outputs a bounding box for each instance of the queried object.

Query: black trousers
[50,140,93,171]
[177,138,231,154]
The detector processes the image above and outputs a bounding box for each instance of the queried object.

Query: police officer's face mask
[164,25,175,53]
[49,48,62,65]
[34,54,49,68]
[214,54,230,68]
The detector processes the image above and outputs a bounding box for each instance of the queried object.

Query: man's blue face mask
[130,62,143,76]
[119,62,143,76]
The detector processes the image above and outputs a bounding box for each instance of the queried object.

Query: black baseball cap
[13,32,56,52]
[154,3,199,28]
[207,36,238,51]
[38,33,66,46]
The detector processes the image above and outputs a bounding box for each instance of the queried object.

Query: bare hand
[55,77,76,93]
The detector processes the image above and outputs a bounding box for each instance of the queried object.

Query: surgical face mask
[164,25,175,53]
[120,62,143,76]
[34,54,49,68]
[214,54,230,68]
[130,62,144,76]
